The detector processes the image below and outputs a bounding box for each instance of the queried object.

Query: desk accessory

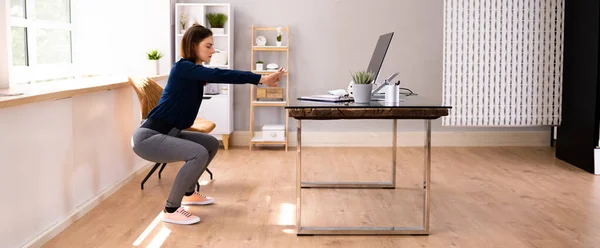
[385,84,400,103]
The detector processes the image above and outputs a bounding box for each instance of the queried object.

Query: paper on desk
[310,94,343,99]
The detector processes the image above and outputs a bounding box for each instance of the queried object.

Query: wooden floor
[43,146,600,248]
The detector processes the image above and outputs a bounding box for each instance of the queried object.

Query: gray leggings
[132,127,219,208]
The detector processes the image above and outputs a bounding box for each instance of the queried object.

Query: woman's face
[196,36,215,64]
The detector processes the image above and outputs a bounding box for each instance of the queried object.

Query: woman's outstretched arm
[176,60,283,87]
[177,60,261,84]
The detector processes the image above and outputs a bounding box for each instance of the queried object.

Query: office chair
[128,77,216,190]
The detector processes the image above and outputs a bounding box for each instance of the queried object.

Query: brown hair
[180,24,213,63]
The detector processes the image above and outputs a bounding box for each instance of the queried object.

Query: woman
[132,24,283,225]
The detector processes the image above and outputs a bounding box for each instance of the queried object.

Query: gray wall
[181,0,547,133]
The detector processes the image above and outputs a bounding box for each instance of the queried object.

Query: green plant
[206,13,228,28]
[351,70,375,84]
[146,50,163,60]
[180,14,186,30]
[256,60,263,64]
[276,34,282,42]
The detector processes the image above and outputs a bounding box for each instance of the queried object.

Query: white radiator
[442,0,565,126]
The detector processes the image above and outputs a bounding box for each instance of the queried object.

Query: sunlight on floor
[133,207,189,246]
[278,203,295,226]
[199,180,211,186]
[147,227,171,248]
[132,210,164,246]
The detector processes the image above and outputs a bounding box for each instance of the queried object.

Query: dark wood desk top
[285,96,452,120]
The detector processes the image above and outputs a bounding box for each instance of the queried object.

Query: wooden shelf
[250,25,290,151]
[250,136,287,144]
[252,70,288,75]
[252,46,288,51]
[252,100,286,106]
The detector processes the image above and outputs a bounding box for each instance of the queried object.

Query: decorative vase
[256,63,264,71]
[352,83,372,103]
[211,28,225,35]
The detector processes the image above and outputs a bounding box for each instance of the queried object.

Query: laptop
[298,32,395,102]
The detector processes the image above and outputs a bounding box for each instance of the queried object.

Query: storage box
[256,87,284,100]
[262,124,285,141]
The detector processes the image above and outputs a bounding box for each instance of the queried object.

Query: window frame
[9,0,75,85]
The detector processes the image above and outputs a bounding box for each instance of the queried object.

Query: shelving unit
[249,25,290,151]
[173,3,234,149]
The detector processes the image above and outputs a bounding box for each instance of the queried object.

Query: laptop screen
[366,32,394,84]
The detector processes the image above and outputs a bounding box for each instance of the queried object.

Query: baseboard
[231,131,551,147]
[23,161,154,248]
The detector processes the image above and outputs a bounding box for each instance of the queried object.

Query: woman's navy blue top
[146,58,261,130]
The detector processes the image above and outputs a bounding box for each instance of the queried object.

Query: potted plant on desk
[350,70,374,103]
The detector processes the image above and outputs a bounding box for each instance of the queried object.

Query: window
[9,0,73,84]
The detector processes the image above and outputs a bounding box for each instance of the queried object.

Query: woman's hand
[259,68,285,87]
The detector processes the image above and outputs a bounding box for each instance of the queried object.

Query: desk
[285,96,451,235]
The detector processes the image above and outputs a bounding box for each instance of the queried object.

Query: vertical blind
[442,0,565,126]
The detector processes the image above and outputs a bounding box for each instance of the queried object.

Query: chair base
[141,163,213,190]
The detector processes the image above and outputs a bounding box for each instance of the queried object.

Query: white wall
[0,87,147,248]
[0,0,170,246]
[71,0,171,77]
[0,0,9,89]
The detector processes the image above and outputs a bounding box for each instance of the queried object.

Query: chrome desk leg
[300,119,397,189]
[423,119,431,232]
[392,118,397,187]
[296,119,302,234]
[296,119,431,235]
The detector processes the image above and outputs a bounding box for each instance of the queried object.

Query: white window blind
[442,0,565,126]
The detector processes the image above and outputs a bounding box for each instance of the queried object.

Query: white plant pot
[211,28,225,35]
[352,84,373,103]
[256,63,264,71]
[147,60,159,75]
[181,29,186,34]
[276,41,282,46]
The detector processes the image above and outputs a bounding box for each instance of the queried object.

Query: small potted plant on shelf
[206,13,228,35]
[276,26,283,46]
[180,14,187,33]
[146,49,163,75]
[350,70,374,103]
[276,34,282,46]
[255,60,264,71]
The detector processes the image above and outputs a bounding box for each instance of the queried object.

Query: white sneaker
[162,207,200,225]
[182,192,215,205]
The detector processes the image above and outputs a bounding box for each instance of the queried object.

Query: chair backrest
[127,77,164,120]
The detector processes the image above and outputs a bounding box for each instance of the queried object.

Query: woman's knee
[188,146,210,164]
[208,135,220,152]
